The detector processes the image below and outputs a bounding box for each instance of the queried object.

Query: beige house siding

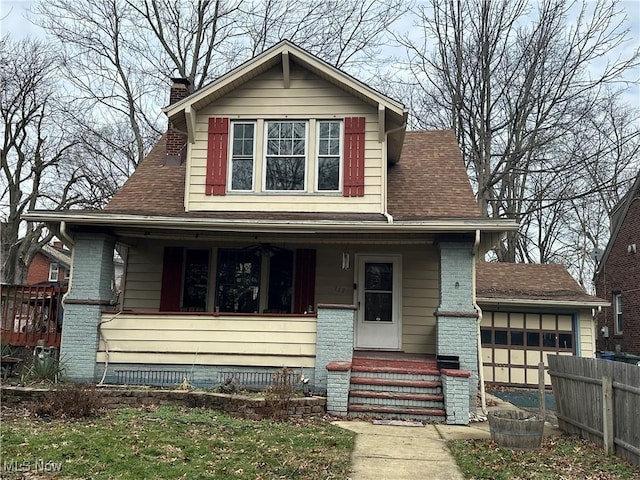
[97,312,316,368]
[186,64,383,213]
[401,246,439,354]
[121,242,163,311]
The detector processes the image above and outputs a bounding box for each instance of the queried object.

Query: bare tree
[396,0,640,264]
[34,0,405,203]
[0,37,86,283]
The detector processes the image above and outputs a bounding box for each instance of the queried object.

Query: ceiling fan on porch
[242,243,289,258]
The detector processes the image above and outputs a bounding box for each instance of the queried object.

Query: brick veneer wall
[436,240,478,415]
[314,305,355,393]
[26,252,68,285]
[1,386,325,420]
[596,195,640,355]
[61,232,116,382]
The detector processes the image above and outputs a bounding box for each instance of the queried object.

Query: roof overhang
[477,296,610,309]
[24,211,518,237]
[163,40,408,162]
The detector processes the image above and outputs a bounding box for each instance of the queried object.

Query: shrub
[265,367,295,421]
[22,354,65,384]
[35,383,104,419]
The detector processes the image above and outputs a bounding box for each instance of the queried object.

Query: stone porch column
[314,304,355,393]
[436,239,478,413]
[60,232,116,382]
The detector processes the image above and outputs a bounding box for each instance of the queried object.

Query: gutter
[472,229,487,415]
[24,211,518,234]
[476,297,611,308]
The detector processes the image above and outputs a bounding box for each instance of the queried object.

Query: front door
[355,255,401,350]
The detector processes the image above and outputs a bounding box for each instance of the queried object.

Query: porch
[1,285,65,348]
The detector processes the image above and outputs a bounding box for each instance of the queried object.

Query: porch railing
[1,285,66,348]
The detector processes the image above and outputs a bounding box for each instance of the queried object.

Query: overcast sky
[2,0,639,107]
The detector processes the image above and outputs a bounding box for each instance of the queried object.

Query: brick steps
[347,356,445,422]
[348,404,446,421]
[350,377,441,389]
[349,390,444,402]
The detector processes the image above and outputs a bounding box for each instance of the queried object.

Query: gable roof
[40,244,71,268]
[388,131,481,220]
[476,262,608,307]
[164,40,408,163]
[595,170,640,276]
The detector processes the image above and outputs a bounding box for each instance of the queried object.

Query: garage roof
[476,262,609,307]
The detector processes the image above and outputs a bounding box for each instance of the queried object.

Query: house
[26,242,71,286]
[595,173,640,357]
[24,40,519,424]
[476,262,608,387]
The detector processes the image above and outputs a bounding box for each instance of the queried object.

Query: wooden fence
[1,285,66,348]
[548,355,640,467]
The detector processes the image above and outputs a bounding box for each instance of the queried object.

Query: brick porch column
[60,232,116,382]
[314,304,355,393]
[436,239,478,414]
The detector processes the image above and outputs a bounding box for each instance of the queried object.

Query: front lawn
[1,405,354,479]
[449,436,640,480]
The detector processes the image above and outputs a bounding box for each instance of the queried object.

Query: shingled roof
[105,129,480,221]
[387,130,480,220]
[476,262,607,305]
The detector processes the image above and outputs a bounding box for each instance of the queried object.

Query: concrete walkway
[333,395,562,480]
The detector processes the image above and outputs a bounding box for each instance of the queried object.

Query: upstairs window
[48,263,59,282]
[317,121,341,191]
[614,293,623,335]
[229,122,255,191]
[265,121,307,191]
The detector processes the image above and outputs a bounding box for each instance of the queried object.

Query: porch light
[342,251,350,270]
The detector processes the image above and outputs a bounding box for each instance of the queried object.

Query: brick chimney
[165,77,191,166]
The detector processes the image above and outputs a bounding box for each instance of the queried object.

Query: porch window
[316,121,341,191]
[229,122,255,191]
[215,248,294,314]
[182,249,210,311]
[264,121,307,191]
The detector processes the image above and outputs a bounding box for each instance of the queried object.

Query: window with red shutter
[206,117,229,195]
[343,116,366,197]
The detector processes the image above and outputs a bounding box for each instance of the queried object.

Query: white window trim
[48,263,59,282]
[262,120,309,192]
[315,120,343,192]
[227,120,257,192]
[613,293,623,335]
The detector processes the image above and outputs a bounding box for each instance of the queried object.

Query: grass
[1,405,355,479]
[449,435,640,480]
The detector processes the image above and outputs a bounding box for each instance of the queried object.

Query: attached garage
[476,263,609,387]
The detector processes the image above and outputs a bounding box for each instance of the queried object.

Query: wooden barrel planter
[488,410,544,450]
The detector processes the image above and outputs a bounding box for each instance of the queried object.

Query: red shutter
[293,249,316,314]
[159,247,183,312]
[343,117,366,197]
[206,117,229,195]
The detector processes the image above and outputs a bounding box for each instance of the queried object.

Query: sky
[1,0,639,107]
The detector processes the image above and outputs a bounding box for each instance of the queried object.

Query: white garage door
[480,311,575,387]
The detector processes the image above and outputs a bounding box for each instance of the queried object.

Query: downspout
[382,119,406,225]
[473,229,487,415]
[59,221,75,309]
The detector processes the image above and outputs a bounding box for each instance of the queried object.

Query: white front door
[355,255,402,350]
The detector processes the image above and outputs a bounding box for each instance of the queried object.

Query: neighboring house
[595,173,640,356]
[26,242,71,286]
[25,41,519,424]
[476,262,608,387]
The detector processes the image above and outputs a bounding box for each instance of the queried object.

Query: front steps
[347,356,446,422]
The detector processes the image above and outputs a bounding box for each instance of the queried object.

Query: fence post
[602,375,614,456]
[538,362,546,422]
